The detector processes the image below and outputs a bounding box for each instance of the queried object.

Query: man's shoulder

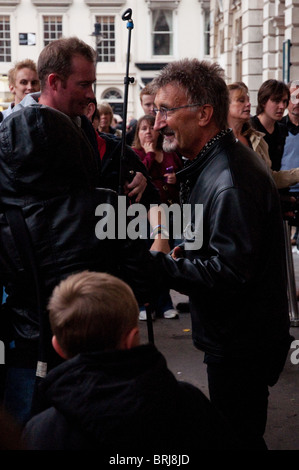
[2,103,74,132]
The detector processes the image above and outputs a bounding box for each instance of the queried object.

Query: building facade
[0,0,209,119]
[1,0,298,117]
[209,0,299,111]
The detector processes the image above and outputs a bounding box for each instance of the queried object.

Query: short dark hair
[151,58,229,130]
[256,79,290,115]
[37,37,96,90]
[140,82,155,102]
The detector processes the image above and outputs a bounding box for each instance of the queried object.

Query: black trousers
[206,359,269,450]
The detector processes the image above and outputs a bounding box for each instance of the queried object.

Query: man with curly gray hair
[151,58,293,450]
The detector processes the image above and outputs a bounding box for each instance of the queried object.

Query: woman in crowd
[97,102,122,138]
[132,114,183,320]
[227,82,299,189]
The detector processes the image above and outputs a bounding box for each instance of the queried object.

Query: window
[219,29,224,54]
[43,16,63,46]
[204,10,210,56]
[235,17,242,46]
[0,16,11,62]
[103,89,122,100]
[152,10,173,56]
[95,16,115,63]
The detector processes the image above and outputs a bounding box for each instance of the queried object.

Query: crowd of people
[0,37,297,452]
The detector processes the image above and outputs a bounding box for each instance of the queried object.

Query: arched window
[102,89,123,117]
[102,89,122,101]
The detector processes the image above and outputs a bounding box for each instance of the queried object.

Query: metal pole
[118,8,135,195]
[119,9,154,343]
[283,220,299,326]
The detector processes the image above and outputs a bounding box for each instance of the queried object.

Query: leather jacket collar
[176,129,235,182]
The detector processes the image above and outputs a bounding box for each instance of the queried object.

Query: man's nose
[86,86,95,100]
[154,113,165,131]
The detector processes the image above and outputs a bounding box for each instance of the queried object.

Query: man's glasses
[153,103,202,120]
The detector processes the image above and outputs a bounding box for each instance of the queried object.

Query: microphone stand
[119,8,135,196]
[119,8,154,343]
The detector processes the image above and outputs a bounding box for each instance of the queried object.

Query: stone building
[1,0,298,116]
[209,0,299,110]
[0,0,209,119]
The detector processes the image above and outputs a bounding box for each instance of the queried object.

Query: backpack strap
[4,206,47,378]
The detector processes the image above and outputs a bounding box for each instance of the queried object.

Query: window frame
[0,15,11,63]
[43,14,63,47]
[94,15,116,63]
[151,8,174,58]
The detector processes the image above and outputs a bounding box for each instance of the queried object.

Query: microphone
[122,8,132,21]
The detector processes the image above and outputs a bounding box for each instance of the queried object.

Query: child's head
[48,271,140,358]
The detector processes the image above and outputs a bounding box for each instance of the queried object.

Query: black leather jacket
[0,105,154,367]
[153,130,292,380]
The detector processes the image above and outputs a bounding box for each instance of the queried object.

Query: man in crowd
[13,38,158,205]
[150,58,293,450]
[0,37,159,425]
[251,79,289,171]
[126,82,156,145]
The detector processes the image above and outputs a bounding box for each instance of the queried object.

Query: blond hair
[8,59,38,86]
[48,271,139,357]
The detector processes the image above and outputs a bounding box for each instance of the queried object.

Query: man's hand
[124,172,147,202]
[172,245,184,259]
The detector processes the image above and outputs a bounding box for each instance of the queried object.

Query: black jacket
[251,115,288,171]
[80,116,160,208]
[23,344,242,451]
[153,130,292,384]
[0,105,155,369]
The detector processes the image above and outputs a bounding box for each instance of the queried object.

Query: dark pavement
[139,251,299,451]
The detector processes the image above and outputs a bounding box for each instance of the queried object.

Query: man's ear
[52,335,68,359]
[47,73,61,91]
[122,327,140,350]
[198,104,214,127]
[9,84,16,95]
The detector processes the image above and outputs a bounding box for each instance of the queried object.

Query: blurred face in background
[10,67,40,104]
[138,118,159,148]
[288,85,299,121]
[99,111,112,131]
[141,94,155,116]
[228,89,251,123]
[262,94,289,122]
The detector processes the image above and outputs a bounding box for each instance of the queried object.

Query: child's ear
[122,327,140,350]
[52,335,68,359]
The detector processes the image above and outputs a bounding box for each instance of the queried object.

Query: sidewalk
[139,255,299,450]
